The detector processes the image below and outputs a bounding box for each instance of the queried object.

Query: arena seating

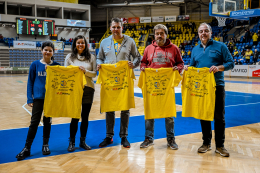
[9,49,65,67]
[97,22,199,65]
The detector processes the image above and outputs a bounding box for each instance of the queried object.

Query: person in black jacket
[253,49,259,64]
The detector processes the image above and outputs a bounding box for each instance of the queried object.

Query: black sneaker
[167,138,178,150]
[140,138,154,148]
[99,137,113,148]
[121,137,131,148]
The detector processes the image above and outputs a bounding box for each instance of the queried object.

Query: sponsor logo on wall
[13,41,36,48]
[0,67,13,71]
[252,69,260,77]
[231,69,247,73]
[140,17,151,23]
[67,20,86,27]
[165,16,176,22]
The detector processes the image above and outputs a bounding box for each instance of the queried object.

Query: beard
[156,38,166,46]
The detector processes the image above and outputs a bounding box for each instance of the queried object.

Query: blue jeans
[145,117,175,141]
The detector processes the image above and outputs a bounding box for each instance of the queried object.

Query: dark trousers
[106,110,130,138]
[200,86,225,148]
[70,103,92,138]
[26,99,52,144]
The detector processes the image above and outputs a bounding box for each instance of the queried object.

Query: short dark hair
[110,17,123,26]
[153,24,168,35]
[71,35,91,61]
[41,41,55,60]
[41,41,55,51]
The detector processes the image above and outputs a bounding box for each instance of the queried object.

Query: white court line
[22,103,43,126]
[225,102,260,108]
[226,94,252,97]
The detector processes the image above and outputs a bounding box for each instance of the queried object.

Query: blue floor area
[1,91,260,164]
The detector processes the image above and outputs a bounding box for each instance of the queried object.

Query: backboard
[209,0,248,19]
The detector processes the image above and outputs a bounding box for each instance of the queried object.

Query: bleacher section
[168,24,197,47]
[97,23,199,63]
[2,18,260,72]
[8,49,65,67]
[232,43,260,64]
[0,49,10,67]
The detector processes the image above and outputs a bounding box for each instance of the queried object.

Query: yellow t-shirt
[113,37,124,55]
[96,61,135,113]
[44,65,86,119]
[138,68,182,120]
[245,51,252,59]
[181,67,216,121]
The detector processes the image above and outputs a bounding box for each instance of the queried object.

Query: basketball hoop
[216,17,226,27]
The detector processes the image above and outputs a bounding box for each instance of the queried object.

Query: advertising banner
[140,17,151,23]
[230,65,248,77]
[230,9,260,19]
[13,67,30,71]
[121,18,128,24]
[165,16,177,22]
[0,67,13,71]
[52,41,63,52]
[248,65,260,77]
[67,20,87,27]
[152,16,164,23]
[13,41,36,49]
[178,15,190,21]
[128,17,139,23]
[224,70,230,76]
[0,67,30,71]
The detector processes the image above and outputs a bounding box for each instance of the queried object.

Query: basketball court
[0,73,260,172]
[1,0,260,172]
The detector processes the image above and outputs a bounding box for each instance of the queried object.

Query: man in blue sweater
[185,23,234,157]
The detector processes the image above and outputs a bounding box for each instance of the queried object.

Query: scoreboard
[17,18,55,35]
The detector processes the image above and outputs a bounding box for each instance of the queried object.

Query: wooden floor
[0,74,260,173]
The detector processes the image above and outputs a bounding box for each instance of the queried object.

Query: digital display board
[17,18,55,35]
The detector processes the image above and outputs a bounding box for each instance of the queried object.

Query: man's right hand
[97,65,101,71]
[184,65,189,71]
[140,67,145,71]
[28,103,33,107]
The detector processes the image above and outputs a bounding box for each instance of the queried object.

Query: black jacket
[253,51,259,59]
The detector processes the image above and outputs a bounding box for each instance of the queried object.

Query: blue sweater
[190,39,235,86]
[27,60,60,104]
